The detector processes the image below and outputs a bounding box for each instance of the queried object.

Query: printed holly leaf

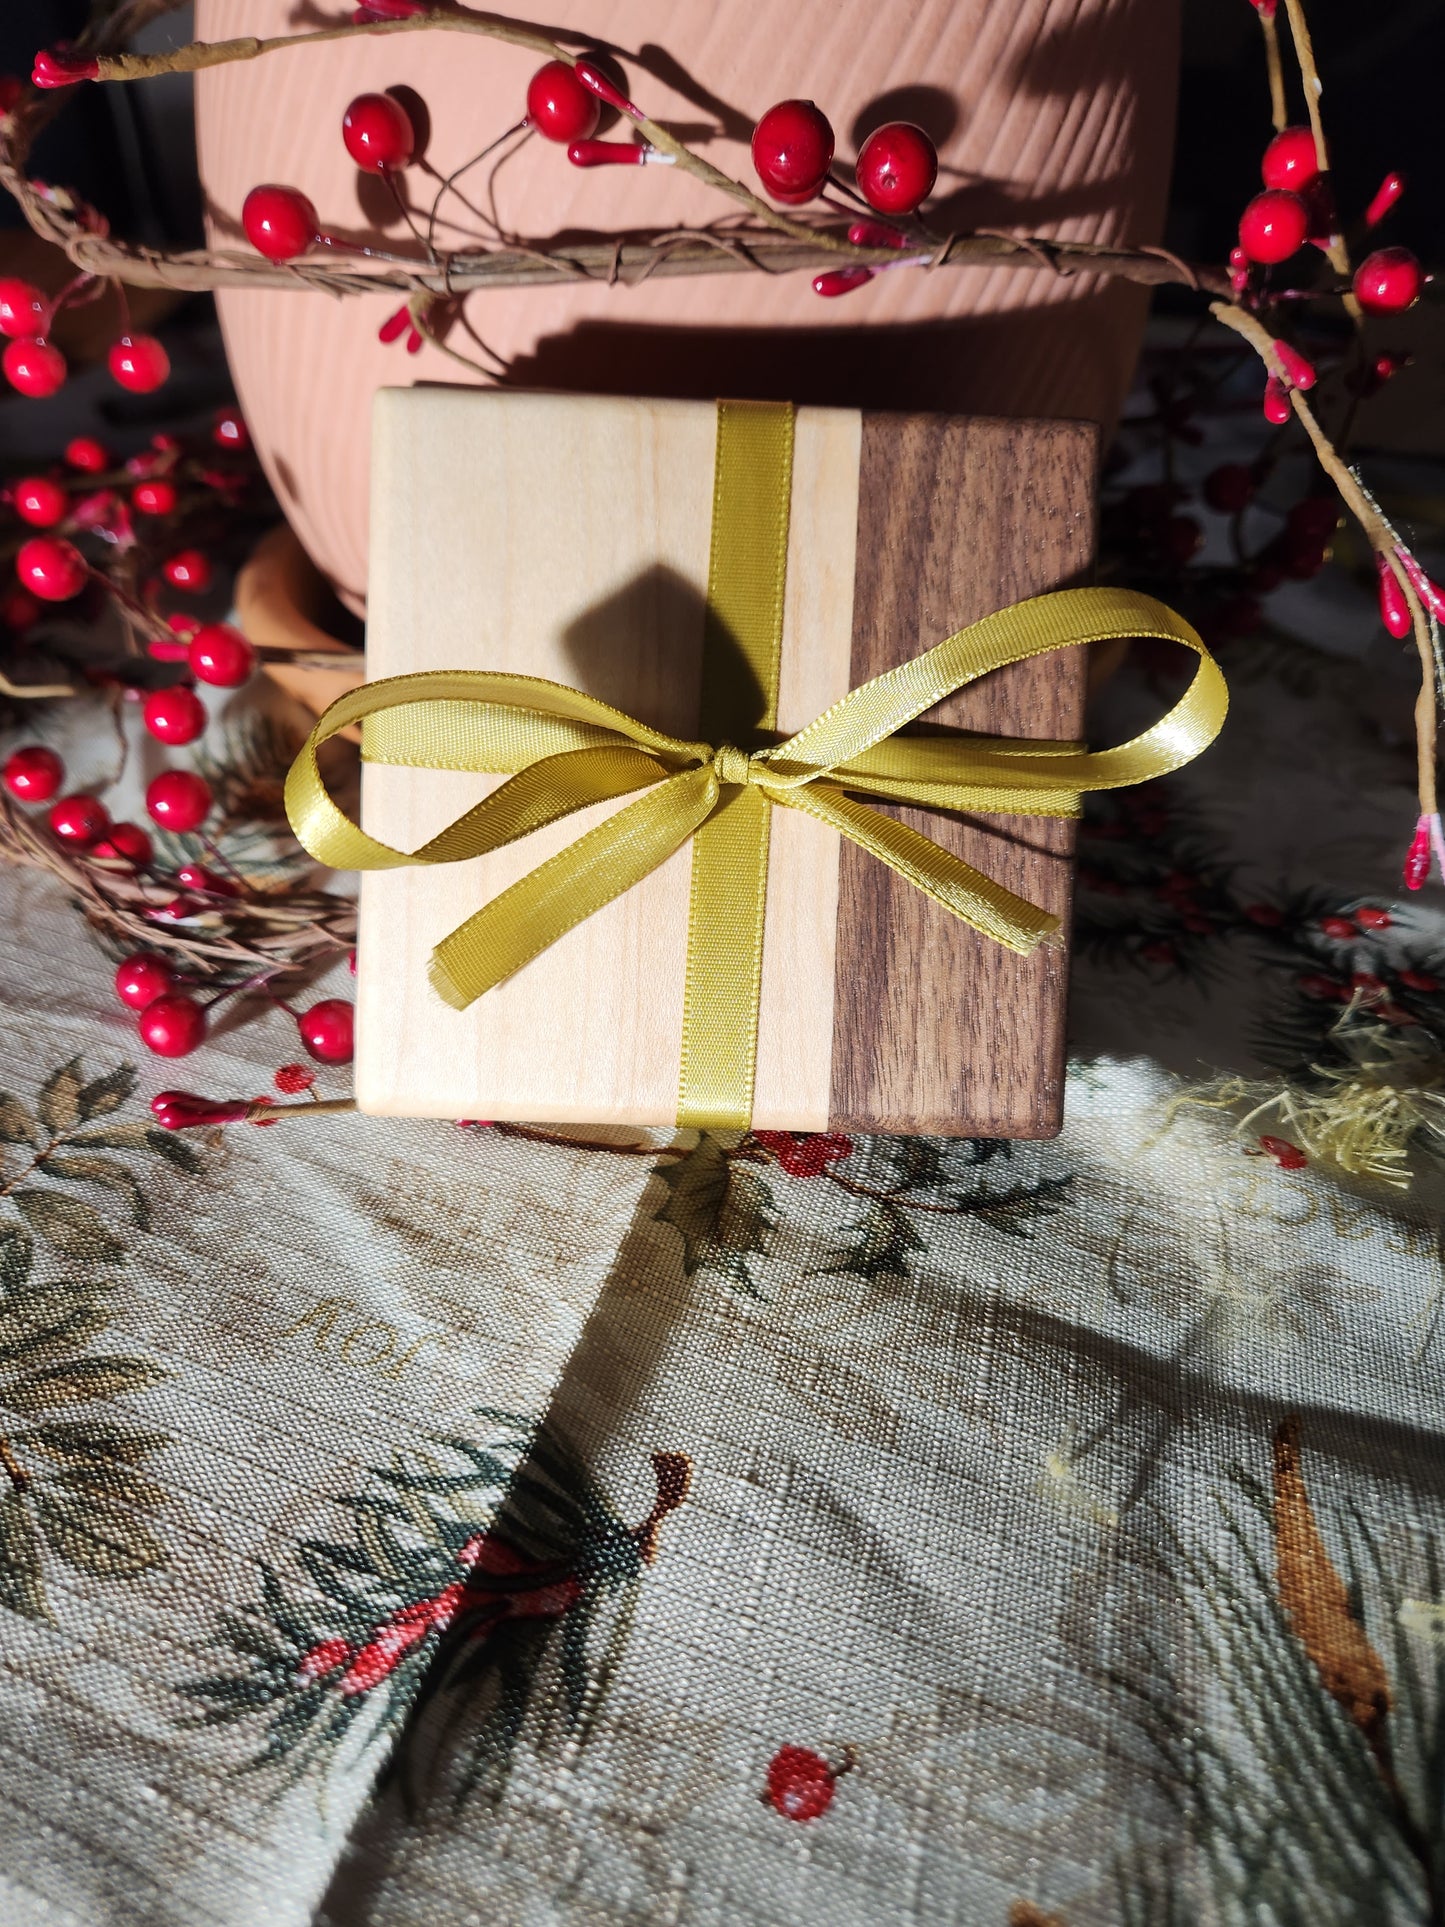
[75,1065,137,1123]
[12,1190,127,1262]
[710,1166,776,1297]
[0,1491,48,1621]
[68,1123,152,1150]
[817,1201,924,1287]
[0,1227,32,1298]
[655,1137,730,1278]
[57,1462,167,1512]
[882,1137,952,1196]
[3,1356,167,1415]
[25,1420,168,1468]
[0,1282,112,1368]
[35,1060,84,1134]
[43,1156,149,1229]
[654,1136,776,1292]
[144,1130,204,1176]
[0,1096,39,1147]
[34,1489,165,1577]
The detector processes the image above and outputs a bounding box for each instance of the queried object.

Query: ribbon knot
[711,743,755,788]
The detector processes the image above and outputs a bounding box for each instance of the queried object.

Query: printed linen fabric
[0,616,1443,1927]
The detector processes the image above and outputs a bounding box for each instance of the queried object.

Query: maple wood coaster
[357,391,1095,1136]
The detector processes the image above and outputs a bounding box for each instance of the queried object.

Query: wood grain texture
[357,391,1092,1134]
[829,413,1096,1137]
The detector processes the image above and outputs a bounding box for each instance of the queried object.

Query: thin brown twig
[1211,298,1438,820]
[0,14,1234,302]
[1261,9,1288,133]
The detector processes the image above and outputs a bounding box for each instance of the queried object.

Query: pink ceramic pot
[197,0,1179,610]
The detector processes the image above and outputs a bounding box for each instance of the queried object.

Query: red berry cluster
[1235,126,1423,317]
[1,276,171,405]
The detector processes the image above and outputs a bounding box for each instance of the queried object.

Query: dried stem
[1262,10,1288,133]
[1211,299,1439,820]
[1279,0,1355,294]
[0,787,355,977]
[0,13,1236,301]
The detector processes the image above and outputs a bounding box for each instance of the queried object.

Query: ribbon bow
[285,403,1227,1129]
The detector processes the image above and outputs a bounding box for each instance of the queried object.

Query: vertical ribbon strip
[676,401,796,1131]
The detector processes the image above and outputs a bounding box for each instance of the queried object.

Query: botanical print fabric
[1,614,1443,1926]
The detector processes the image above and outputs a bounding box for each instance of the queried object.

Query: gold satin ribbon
[284,403,1228,1130]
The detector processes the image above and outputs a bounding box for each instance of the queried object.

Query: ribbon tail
[785,784,1061,957]
[430,765,719,1009]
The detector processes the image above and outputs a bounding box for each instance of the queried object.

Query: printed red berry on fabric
[765,1746,839,1822]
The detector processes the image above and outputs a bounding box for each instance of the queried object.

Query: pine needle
[1167,1003,1445,1189]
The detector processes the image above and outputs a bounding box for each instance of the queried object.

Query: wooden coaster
[356,390,1094,1135]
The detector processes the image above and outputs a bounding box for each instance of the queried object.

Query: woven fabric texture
[0,615,1441,1927]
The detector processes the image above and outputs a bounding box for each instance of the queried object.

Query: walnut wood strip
[829,413,1096,1137]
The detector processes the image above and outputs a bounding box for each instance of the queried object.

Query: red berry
[1353,247,1423,315]
[1353,906,1391,930]
[572,59,637,117]
[31,48,99,88]
[3,337,66,398]
[1203,464,1255,514]
[16,536,85,601]
[1259,1135,1308,1170]
[150,1090,251,1129]
[813,267,874,297]
[174,863,238,898]
[114,953,174,1010]
[138,993,206,1058]
[163,550,213,595]
[1320,915,1357,940]
[94,821,153,869]
[0,279,47,338]
[1273,340,1316,391]
[1364,172,1405,229]
[1263,375,1291,425]
[132,479,177,517]
[1238,190,1308,264]
[48,793,110,846]
[274,1063,315,1094]
[3,745,63,803]
[342,92,416,172]
[213,409,249,450]
[298,999,355,1064]
[1243,902,1284,927]
[142,686,207,747]
[751,100,834,199]
[108,334,170,394]
[1377,554,1412,639]
[145,770,212,833]
[13,476,67,528]
[1261,126,1319,193]
[188,623,254,687]
[1404,822,1432,891]
[847,219,909,249]
[526,61,600,143]
[855,121,937,216]
[64,436,109,474]
[765,1747,836,1823]
[1399,968,1439,993]
[242,184,321,262]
